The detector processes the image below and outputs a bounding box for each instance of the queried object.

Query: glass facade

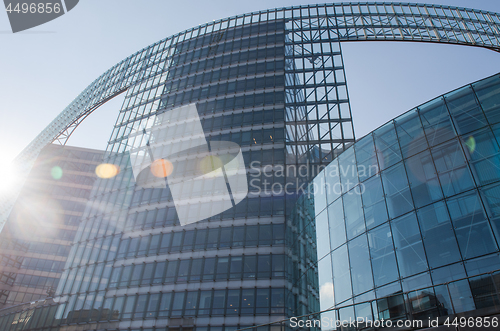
[0,145,103,308]
[307,73,500,324]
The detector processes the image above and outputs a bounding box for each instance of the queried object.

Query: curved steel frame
[17,2,500,163]
[3,2,500,223]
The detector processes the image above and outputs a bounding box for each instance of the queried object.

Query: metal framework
[2,2,500,225]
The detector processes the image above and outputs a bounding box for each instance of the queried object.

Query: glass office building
[306,73,500,325]
[0,145,103,308]
[0,2,499,331]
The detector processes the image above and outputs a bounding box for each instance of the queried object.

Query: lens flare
[150,159,173,178]
[95,163,120,179]
[51,166,63,180]
[200,155,224,174]
[465,136,476,154]
[0,161,20,194]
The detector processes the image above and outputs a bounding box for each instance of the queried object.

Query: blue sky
[1,0,500,169]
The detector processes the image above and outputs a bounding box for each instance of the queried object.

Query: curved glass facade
[306,73,500,323]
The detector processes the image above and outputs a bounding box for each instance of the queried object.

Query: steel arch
[2,2,500,224]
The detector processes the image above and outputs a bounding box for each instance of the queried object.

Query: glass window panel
[447,192,497,259]
[177,260,190,282]
[431,139,474,197]
[190,258,203,281]
[212,290,226,315]
[361,176,388,230]
[405,150,443,208]
[153,261,165,284]
[158,293,172,317]
[373,122,402,170]
[445,86,487,134]
[241,289,255,315]
[134,294,148,319]
[171,292,185,316]
[165,260,178,283]
[417,202,461,268]
[354,135,378,182]
[474,76,500,124]
[348,234,373,295]
[325,160,342,204]
[119,265,132,287]
[343,189,365,239]
[328,197,346,250]
[141,263,154,286]
[232,227,245,247]
[368,224,399,287]
[382,162,413,219]
[315,210,330,259]
[331,244,352,304]
[464,128,500,185]
[419,98,456,147]
[258,255,271,278]
[129,264,143,286]
[338,147,358,191]
[216,257,229,279]
[256,288,270,314]
[395,110,427,158]
[226,289,240,315]
[203,258,216,280]
[198,291,212,315]
[184,291,198,316]
[313,172,327,215]
[391,212,428,277]
[259,224,272,245]
[145,293,160,319]
[243,256,257,279]
[230,256,242,279]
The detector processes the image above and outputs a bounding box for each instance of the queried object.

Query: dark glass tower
[46,19,349,330]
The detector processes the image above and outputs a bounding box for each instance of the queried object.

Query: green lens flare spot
[51,166,63,180]
[465,136,476,154]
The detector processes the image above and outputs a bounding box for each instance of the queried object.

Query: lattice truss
[285,15,353,164]
[2,2,500,225]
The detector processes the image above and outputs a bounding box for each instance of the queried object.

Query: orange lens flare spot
[95,163,120,179]
[150,159,173,178]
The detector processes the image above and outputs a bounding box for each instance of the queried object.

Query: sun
[0,161,20,195]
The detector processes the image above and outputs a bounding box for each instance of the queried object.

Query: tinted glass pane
[431,139,474,197]
[474,75,500,124]
[328,197,346,250]
[349,235,373,295]
[374,122,402,170]
[368,224,399,287]
[382,162,413,219]
[395,109,427,158]
[355,135,378,182]
[405,150,443,208]
[331,245,352,304]
[391,213,427,277]
[361,176,388,229]
[343,190,365,240]
[419,98,455,147]
[447,192,497,259]
[417,202,461,268]
[445,86,487,134]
